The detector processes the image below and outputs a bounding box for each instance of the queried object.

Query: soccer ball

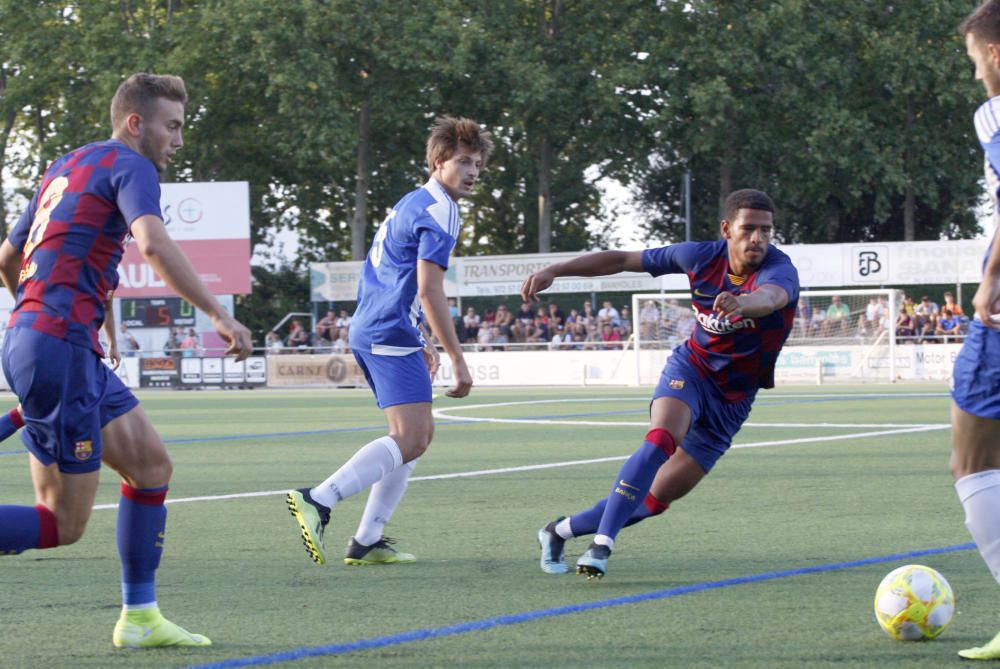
[874,564,955,641]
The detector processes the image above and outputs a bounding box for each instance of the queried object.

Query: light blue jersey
[349,178,460,355]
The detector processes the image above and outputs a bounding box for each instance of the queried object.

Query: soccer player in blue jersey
[0,73,252,648]
[286,116,493,566]
[524,189,799,579]
[952,3,1000,660]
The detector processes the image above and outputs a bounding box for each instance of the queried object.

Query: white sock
[554,517,574,540]
[956,469,1000,583]
[122,602,158,612]
[593,534,614,550]
[310,436,403,509]
[354,459,418,546]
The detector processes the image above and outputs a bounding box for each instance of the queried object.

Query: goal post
[631,288,901,385]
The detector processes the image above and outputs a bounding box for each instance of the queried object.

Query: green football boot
[112,608,211,649]
[344,536,416,565]
[960,629,1000,660]
[286,488,330,566]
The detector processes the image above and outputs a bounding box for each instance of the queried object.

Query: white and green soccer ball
[874,564,955,641]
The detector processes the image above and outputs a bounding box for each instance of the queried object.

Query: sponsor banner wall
[310,260,460,301]
[779,239,987,288]
[0,344,963,396]
[454,253,658,296]
[117,181,251,297]
[140,356,180,388]
[311,261,364,302]
[180,356,267,386]
[311,239,989,302]
[267,353,368,387]
[113,357,141,389]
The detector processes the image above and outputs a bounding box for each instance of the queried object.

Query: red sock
[35,504,59,548]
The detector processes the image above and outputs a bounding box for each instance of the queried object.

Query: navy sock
[595,429,676,542]
[0,407,24,442]
[569,493,669,536]
[0,504,58,554]
[117,484,168,606]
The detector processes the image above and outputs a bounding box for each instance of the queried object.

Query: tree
[449,0,659,254]
[635,0,982,244]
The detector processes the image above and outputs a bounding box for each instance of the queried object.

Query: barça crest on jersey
[669,379,685,390]
[74,440,93,461]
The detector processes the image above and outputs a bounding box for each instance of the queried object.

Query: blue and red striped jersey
[7,140,162,355]
[643,240,800,401]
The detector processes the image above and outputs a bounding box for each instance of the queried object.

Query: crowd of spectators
[450,298,635,351]
[267,309,354,355]
[162,327,203,357]
[792,290,969,344]
[261,289,971,357]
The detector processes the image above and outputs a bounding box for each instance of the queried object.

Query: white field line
[89,424,949,511]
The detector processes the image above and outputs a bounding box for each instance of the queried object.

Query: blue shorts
[952,320,1000,420]
[652,351,754,473]
[2,328,138,473]
[352,349,432,409]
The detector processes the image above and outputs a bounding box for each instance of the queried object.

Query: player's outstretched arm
[417,259,471,398]
[520,250,644,302]
[130,215,253,360]
[0,239,23,299]
[714,284,790,320]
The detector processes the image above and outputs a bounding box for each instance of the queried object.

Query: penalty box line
[91,423,948,511]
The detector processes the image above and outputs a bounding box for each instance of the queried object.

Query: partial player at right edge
[951,2,1000,660]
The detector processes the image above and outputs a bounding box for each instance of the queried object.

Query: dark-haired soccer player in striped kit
[523,189,799,579]
[0,73,252,648]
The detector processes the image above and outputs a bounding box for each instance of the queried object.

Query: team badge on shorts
[74,440,93,461]
[669,379,685,390]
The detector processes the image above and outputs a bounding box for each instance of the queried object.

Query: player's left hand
[214,313,254,361]
[447,357,473,398]
[107,343,121,371]
[423,340,440,376]
[713,292,742,319]
[521,269,555,303]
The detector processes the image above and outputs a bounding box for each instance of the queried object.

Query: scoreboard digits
[121,298,196,328]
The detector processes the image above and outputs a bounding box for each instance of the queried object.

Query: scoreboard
[120,297,196,328]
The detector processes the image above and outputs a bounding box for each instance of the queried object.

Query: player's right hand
[214,314,253,361]
[972,276,1000,328]
[446,357,473,398]
[520,269,555,303]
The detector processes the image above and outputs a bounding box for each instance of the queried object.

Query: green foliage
[234,264,310,343]
[635,0,983,243]
[0,0,990,266]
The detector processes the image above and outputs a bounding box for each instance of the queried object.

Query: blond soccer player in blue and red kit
[0,73,252,649]
[951,2,1000,660]
[523,189,799,579]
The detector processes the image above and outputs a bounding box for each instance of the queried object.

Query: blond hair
[110,73,187,133]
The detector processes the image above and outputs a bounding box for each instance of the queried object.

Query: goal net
[631,289,901,385]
